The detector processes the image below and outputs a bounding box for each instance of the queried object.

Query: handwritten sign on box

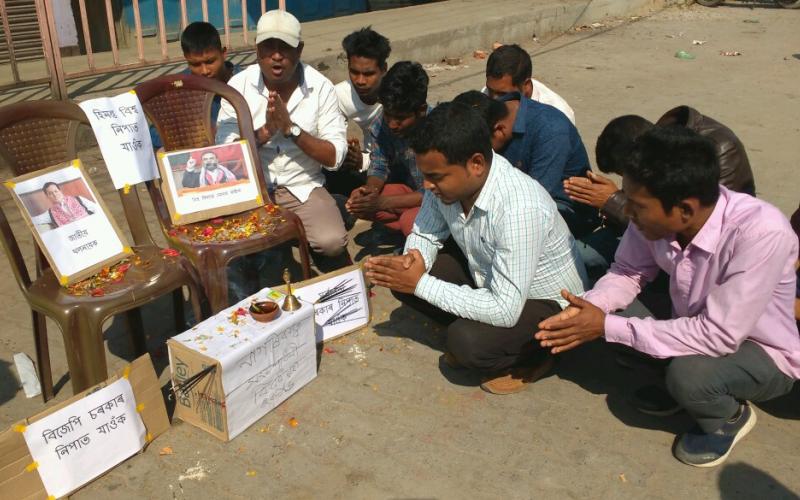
[168,290,316,441]
[21,378,146,499]
[78,91,160,189]
[292,264,371,343]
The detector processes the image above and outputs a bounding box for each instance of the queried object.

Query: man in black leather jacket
[564,106,755,281]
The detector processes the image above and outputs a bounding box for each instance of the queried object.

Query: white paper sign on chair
[79,91,160,189]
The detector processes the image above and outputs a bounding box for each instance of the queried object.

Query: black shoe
[632,385,682,416]
[673,404,757,468]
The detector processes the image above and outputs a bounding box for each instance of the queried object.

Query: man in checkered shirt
[366,102,586,395]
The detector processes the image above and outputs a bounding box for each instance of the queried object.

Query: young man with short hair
[217,10,350,268]
[564,109,756,279]
[181,21,236,83]
[536,126,799,467]
[326,27,391,225]
[453,90,599,239]
[366,102,585,395]
[150,21,240,150]
[484,44,575,124]
[345,61,428,236]
[335,27,391,175]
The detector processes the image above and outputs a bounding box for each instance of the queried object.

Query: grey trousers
[665,341,795,433]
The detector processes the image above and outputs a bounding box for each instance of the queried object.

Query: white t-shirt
[335,79,382,172]
[481,79,576,125]
[531,79,575,125]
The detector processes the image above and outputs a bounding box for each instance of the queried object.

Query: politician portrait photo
[165,143,250,197]
[19,176,98,235]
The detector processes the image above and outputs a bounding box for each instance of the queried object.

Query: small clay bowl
[249,300,280,322]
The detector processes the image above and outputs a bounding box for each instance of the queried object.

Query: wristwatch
[286,123,302,140]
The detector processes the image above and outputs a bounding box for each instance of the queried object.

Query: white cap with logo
[255,10,301,47]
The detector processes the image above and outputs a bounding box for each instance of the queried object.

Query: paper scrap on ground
[294,266,370,343]
[21,378,146,498]
[12,352,41,398]
[79,92,159,189]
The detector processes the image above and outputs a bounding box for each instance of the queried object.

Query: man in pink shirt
[535,126,799,467]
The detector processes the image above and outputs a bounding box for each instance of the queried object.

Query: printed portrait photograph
[16,170,98,235]
[165,143,250,197]
[7,161,129,283]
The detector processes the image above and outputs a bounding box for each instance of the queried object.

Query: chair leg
[172,287,186,333]
[32,311,54,402]
[125,309,147,356]
[187,280,206,323]
[203,260,230,315]
[295,220,312,280]
[63,311,108,394]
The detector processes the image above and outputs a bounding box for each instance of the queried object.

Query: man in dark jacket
[564,106,755,280]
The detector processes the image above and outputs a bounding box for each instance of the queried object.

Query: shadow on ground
[718,462,800,499]
[0,360,19,405]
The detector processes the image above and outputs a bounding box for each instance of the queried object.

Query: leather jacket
[601,105,756,227]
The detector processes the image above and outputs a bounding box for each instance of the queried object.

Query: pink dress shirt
[585,187,800,379]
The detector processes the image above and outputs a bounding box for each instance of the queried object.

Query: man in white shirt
[327,27,391,198]
[365,102,585,395]
[484,44,576,125]
[216,10,349,267]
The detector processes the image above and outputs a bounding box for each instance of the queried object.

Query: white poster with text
[21,378,146,498]
[79,91,159,189]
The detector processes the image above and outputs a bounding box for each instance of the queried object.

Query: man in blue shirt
[454,90,600,239]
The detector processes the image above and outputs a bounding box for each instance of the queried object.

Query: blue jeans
[556,199,602,240]
[576,226,622,285]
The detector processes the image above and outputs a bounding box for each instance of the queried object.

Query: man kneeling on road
[366,102,585,395]
[217,10,350,270]
[536,126,799,467]
[346,61,429,236]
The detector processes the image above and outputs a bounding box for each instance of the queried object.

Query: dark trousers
[392,245,561,373]
[664,341,794,432]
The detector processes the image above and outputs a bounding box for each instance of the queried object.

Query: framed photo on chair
[4,160,131,285]
[157,141,263,225]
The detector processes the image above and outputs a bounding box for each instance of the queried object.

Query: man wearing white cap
[216,9,350,269]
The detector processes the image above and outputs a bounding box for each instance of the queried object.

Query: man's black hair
[42,181,59,193]
[409,102,492,166]
[595,115,654,175]
[486,44,531,87]
[181,22,223,54]
[341,26,391,68]
[452,90,509,130]
[378,61,428,116]
[624,126,720,211]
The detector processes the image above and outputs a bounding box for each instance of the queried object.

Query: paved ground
[0,3,799,499]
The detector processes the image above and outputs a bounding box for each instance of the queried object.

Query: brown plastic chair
[0,100,205,400]
[134,74,312,313]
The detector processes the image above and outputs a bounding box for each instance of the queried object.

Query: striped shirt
[407,152,586,327]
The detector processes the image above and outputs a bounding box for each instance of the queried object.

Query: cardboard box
[0,354,169,500]
[168,291,317,441]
